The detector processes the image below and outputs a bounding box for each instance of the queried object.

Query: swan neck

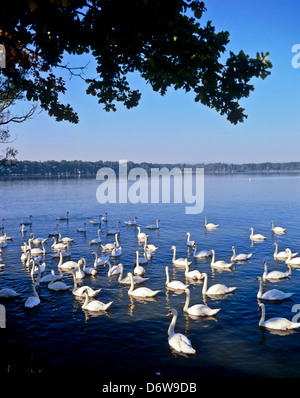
[257,278,263,298]
[259,305,265,326]
[82,293,89,308]
[165,267,170,284]
[118,265,123,281]
[33,283,38,298]
[128,273,134,293]
[172,247,176,261]
[202,273,208,294]
[168,313,177,337]
[273,243,278,256]
[183,290,190,312]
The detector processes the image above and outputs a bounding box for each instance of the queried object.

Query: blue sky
[11,0,300,164]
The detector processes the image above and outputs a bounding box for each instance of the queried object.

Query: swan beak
[167,311,171,316]
[257,306,261,312]
[254,277,259,281]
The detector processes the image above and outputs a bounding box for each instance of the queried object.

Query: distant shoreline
[1,160,300,179]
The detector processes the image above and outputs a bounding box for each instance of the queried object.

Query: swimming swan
[165,266,187,291]
[105,261,121,276]
[71,271,101,297]
[118,264,149,285]
[48,270,71,291]
[127,272,160,298]
[262,261,291,281]
[210,249,233,269]
[200,272,237,296]
[146,219,160,230]
[186,232,195,247]
[89,229,102,245]
[204,217,219,230]
[285,249,300,266]
[258,303,300,330]
[81,289,113,311]
[255,276,294,301]
[231,246,252,262]
[137,227,148,241]
[271,221,286,234]
[249,228,266,241]
[183,288,220,316]
[193,244,211,259]
[24,282,40,309]
[273,243,298,261]
[167,308,196,355]
[171,246,191,267]
[184,259,201,280]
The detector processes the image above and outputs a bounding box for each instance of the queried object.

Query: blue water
[1,174,300,377]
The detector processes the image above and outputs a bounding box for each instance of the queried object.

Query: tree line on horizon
[1,160,300,177]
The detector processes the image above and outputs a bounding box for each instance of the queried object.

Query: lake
[1,173,300,378]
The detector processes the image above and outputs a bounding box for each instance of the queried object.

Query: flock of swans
[1,214,300,357]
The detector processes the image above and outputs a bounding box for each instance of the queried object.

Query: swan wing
[169,333,196,354]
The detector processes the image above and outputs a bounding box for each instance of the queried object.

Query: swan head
[255,276,262,281]
[167,308,177,317]
[257,303,264,312]
[199,272,207,279]
[170,246,175,250]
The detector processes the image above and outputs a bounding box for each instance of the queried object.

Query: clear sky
[10,0,300,164]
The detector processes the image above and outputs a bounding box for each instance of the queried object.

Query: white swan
[77,222,86,233]
[107,221,120,236]
[30,233,44,245]
[262,261,291,281]
[271,221,286,234]
[184,259,201,280]
[137,227,148,241]
[118,264,149,285]
[57,249,78,270]
[39,270,62,283]
[127,272,160,298]
[48,270,71,291]
[186,232,195,247]
[285,249,300,266]
[125,216,137,226]
[249,228,266,241]
[231,246,252,262]
[167,308,196,355]
[102,212,108,222]
[183,288,220,316]
[200,272,237,296]
[30,259,46,276]
[193,243,211,259]
[75,259,85,279]
[28,239,47,256]
[171,246,191,267]
[0,288,19,298]
[51,236,67,251]
[210,249,233,269]
[165,266,187,291]
[24,282,40,309]
[144,237,158,252]
[204,216,219,230]
[58,231,74,243]
[101,233,120,251]
[134,259,146,276]
[135,250,148,266]
[81,289,113,311]
[255,276,294,301]
[272,242,298,261]
[143,241,153,260]
[258,303,300,330]
[111,242,122,257]
[90,214,102,225]
[273,243,297,261]
[146,219,160,230]
[89,229,102,245]
[92,252,110,266]
[71,271,101,297]
[50,242,71,258]
[48,224,59,237]
[82,258,97,275]
[56,211,69,221]
[105,261,121,276]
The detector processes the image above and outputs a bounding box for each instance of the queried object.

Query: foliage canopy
[0,0,272,125]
